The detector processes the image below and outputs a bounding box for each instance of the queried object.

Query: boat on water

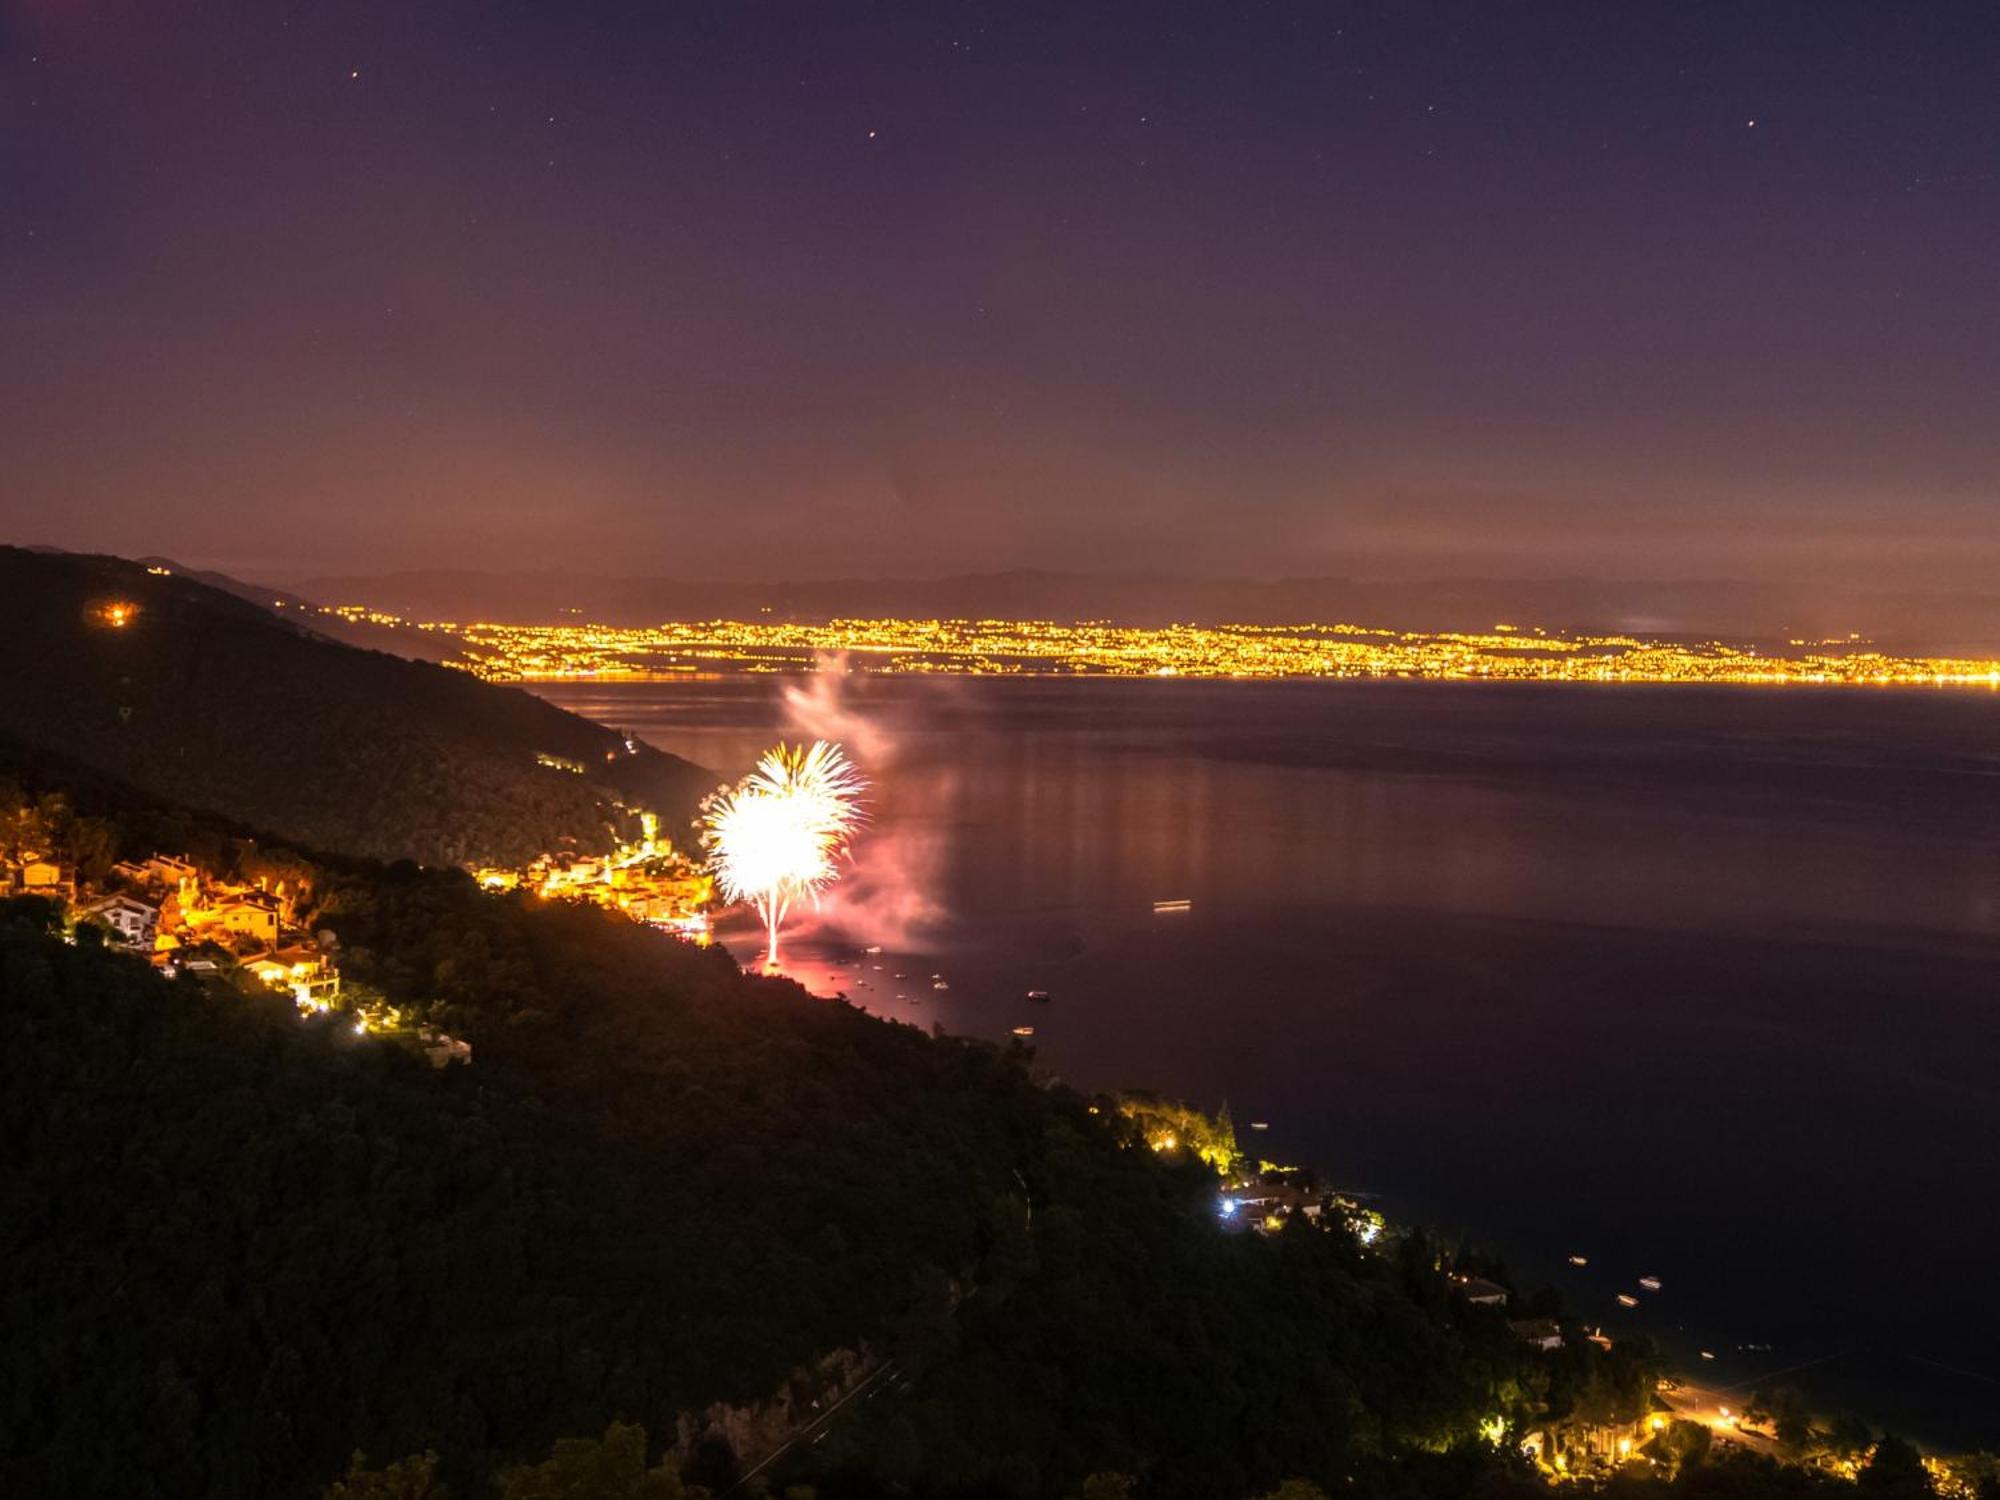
[863,944,882,954]
[1026,989,1051,1002]
[1011,1025,1035,1038]
[1616,1293,1639,1308]
[1249,1121,1269,1131]
[1153,898,1192,914]
[1638,1276,1662,1291]
[1568,1255,1589,1266]
[932,980,950,991]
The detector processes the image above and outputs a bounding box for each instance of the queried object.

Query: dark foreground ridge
[0,740,1508,1498]
[0,546,715,867]
[6,738,1988,1499]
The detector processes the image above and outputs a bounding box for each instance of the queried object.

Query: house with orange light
[8,853,75,903]
[113,853,201,898]
[207,890,283,947]
[244,947,341,1011]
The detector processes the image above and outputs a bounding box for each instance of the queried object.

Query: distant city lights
[312,604,2000,689]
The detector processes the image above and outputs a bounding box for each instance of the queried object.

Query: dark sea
[534,677,2000,1451]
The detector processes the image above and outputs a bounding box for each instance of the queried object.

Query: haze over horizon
[269,563,2000,646]
[5,1,1997,591]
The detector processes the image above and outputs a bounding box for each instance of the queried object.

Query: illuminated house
[244,949,341,1011]
[1218,1176,1327,1234]
[115,853,199,888]
[112,854,203,912]
[78,893,160,951]
[12,853,75,902]
[212,892,282,946]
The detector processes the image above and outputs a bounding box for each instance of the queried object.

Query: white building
[79,893,160,950]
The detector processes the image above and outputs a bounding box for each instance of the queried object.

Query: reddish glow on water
[543,676,2000,1450]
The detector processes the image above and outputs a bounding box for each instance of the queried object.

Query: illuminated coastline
[313,604,2000,687]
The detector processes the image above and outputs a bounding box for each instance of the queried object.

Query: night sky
[3,1,1996,587]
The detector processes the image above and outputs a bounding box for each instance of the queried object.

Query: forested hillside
[3,744,1964,1499]
[0,547,713,866]
[0,741,1544,1499]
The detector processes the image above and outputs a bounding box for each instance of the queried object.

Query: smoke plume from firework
[777,657,949,952]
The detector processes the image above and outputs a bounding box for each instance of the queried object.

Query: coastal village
[1123,1097,1994,1494]
[1218,1157,1960,1486]
[3,842,330,999]
[1,794,712,1069]
[0,839,474,1068]
[469,809,714,941]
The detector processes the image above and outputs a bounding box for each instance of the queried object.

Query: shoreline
[721,928,1988,1465]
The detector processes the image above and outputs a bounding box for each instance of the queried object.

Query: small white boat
[1568,1255,1589,1267]
[1026,989,1051,1002]
[1638,1276,1662,1291]
[932,980,950,991]
[1011,1025,1035,1038]
[1616,1293,1639,1308]
[1153,898,1192,914]
[1249,1121,1269,1131]
[864,945,883,954]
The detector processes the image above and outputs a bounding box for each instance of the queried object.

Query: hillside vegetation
[0,741,1560,1500]
[0,547,714,866]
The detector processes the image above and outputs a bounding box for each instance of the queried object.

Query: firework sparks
[701,740,867,968]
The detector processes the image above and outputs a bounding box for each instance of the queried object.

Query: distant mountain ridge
[0,547,716,867]
[132,556,463,661]
[293,566,2000,651]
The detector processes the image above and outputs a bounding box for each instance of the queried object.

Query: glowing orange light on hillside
[92,600,140,629]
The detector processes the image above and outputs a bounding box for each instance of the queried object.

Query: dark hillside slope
[132,555,460,662]
[0,745,1538,1500]
[0,547,713,865]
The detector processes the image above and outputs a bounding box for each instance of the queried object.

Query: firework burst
[701,740,868,967]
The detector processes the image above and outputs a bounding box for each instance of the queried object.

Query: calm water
[537,677,2000,1449]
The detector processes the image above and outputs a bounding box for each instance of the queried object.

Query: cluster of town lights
[472,811,713,938]
[310,605,2000,687]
